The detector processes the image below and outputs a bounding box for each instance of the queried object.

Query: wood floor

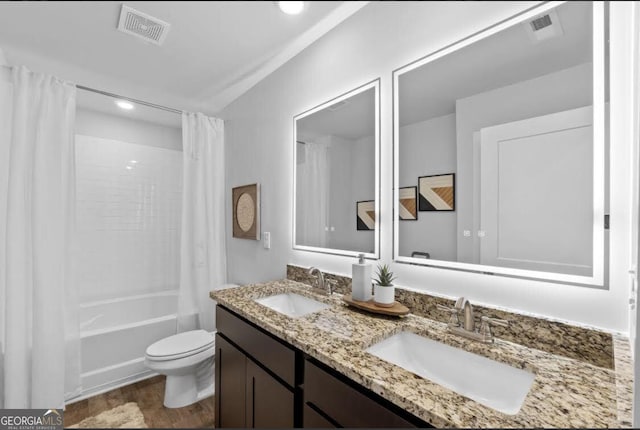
[64,376,215,428]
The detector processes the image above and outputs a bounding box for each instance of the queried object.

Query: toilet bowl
[145,283,239,408]
[145,329,216,408]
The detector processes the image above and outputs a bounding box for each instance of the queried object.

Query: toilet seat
[146,329,215,361]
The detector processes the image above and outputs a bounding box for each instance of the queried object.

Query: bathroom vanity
[215,304,428,428]
[211,280,632,428]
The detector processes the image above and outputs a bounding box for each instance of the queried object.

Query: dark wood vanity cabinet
[215,306,296,428]
[303,358,431,428]
[215,305,431,429]
[215,335,247,428]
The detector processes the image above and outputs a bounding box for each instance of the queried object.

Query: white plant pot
[373,284,395,307]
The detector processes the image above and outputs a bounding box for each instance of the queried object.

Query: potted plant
[373,264,396,307]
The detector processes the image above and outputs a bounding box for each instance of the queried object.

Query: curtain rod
[76,85,183,115]
[1,64,183,115]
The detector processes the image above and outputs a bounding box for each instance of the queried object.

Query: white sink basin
[255,293,331,318]
[366,331,535,415]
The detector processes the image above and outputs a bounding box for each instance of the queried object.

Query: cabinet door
[304,404,337,428]
[216,335,247,428]
[245,359,294,428]
[305,359,422,428]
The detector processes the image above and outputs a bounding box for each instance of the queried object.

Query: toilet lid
[146,330,215,360]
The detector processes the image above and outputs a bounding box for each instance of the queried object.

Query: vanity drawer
[304,358,426,428]
[217,305,296,387]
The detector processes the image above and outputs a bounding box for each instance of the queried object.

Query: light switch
[463,230,471,237]
[263,232,271,249]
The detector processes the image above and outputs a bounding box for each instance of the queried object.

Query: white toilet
[145,283,238,408]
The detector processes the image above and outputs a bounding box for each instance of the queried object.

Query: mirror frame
[392,1,606,286]
[293,79,381,259]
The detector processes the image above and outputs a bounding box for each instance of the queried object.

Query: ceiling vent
[117,5,170,46]
[530,15,553,31]
[525,8,564,43]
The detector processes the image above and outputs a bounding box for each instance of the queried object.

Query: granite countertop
[210,280,632,428]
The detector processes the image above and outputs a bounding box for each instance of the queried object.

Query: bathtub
[75,291,178,401]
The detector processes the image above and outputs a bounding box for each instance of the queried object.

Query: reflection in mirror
[394,1,608,285]
[294,80,379,257]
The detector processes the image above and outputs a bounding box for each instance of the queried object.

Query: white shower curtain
[178,112,227,333]
[0,66,80,408]
[298,141,330,247]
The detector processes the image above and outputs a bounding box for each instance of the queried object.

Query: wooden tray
[342,294,410,316]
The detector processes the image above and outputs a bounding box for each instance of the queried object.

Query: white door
[479,106,593,276]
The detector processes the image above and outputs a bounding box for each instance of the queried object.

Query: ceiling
[399,1,594,126]
[0,1,368,126]
[297,86,375,141]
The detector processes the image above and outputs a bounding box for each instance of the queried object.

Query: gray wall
[398,113,456,259]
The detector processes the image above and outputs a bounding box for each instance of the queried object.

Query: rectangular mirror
[393,1,608,286]
[294,80,380,258]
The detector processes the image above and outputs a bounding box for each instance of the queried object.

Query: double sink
[254,292,535,416]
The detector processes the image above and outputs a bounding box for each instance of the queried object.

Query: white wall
[76,108,182,151]
[327,136,356,251]
[630,2,640,426]
[295,133,375,253]
[222,1,635,333]
[349,134,376,253]
[398,113,456,260]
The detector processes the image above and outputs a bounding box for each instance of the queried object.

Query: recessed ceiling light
[278,1,305,15]
[115,100,134,110]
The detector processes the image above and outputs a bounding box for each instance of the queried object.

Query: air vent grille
[524,9,563,43]
[117,5,170,46]
[530,15,552,32]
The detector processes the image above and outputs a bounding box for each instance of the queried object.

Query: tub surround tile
[287,264,614,369]
[211,280,631,428]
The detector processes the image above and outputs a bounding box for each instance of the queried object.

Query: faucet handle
[480,316,509,327]
[436,304,461,327]
[479,316,509,342]
[326,279,338,294]
[436,304,455,312]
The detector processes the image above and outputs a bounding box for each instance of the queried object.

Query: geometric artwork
[399,186,418,220]
[356,200,375,230]
[232,183,260,239]
[418,173,455,211]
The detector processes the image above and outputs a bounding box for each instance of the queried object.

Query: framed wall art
[418,174,455,211]
[356,200,375,231]
[232,183,260,239]
[399,186,418,220]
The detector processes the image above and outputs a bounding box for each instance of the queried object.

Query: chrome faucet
[308,267,336,295]
[437,297,509,343]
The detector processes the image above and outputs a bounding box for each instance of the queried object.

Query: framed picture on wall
[356,200,375,231]
[232,183,260,239]
[399,186,418,220]
[418,173,455,211]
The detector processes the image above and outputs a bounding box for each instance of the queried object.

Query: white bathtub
[75,291,178,401]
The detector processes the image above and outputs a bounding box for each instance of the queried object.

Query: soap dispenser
[352,253,372,302]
